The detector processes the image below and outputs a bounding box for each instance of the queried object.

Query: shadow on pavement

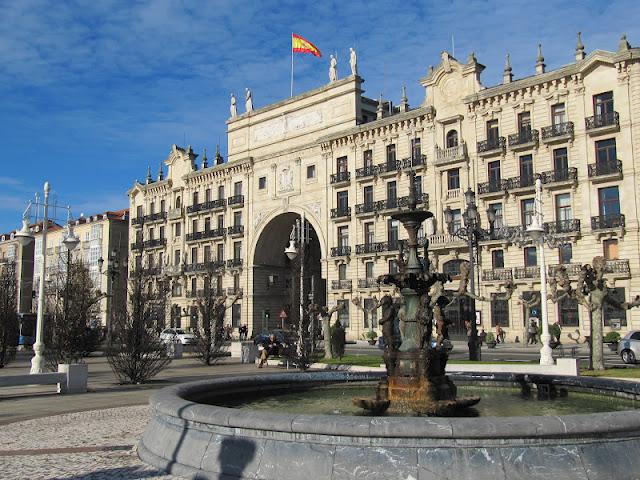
[52,465,169,479]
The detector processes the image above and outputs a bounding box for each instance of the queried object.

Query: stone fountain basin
[138,371,640,480]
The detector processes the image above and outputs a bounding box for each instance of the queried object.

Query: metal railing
[541,167,578,184]
[187,199,226,214]
[144,238,166,249]
[377,160,401,174]
[330,207,351,219]
[358,278,379,288]
[506,175,536,190]
[401,154,426,169]
[186,228,226,242]
[591,214,625,230]
[397,193,429,209]
[330,246,351,257]
[355,241,399,255]
[331,279,352,290]
[355,200,385,215]
[585,111,619,130]
[228,225,244,235]
[330,171,351,184]
[477,136,505,154]
[227,258,243,268]
[545,219,580,235]
[508,129,539,147]
[477,179,507,195]
[132,212,166,225]
[588,160,622,178]
[356,165,377,178]
[541,121,574,140]
[227,195,244,206]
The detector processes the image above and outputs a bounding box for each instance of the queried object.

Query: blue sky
[1,0,639,233]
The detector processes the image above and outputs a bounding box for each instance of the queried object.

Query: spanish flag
[292,33,321,57]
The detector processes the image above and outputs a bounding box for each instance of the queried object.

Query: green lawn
[318,355,537,368]
[581,368,640,379]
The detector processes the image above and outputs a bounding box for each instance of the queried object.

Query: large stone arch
[249,208,326,334]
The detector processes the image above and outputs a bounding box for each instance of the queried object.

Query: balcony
[227,287,244,296]
[508,129,539,151]
[401,154,426,170]
[585,111,619,136]
[332,279,352,291]
[446,188,460,200]
[132,211,166,226]
[131,241,144,251]
[227,258,243,269]
[548,263,582,278]
[330,246,351,257]
[228,195,244,207]
[184,261,225,273]
[330,171,351,186]
[168,207,183,220]
[141,267,161,276]
[165,264,183,276]
[377,160,401,176]
[355,241,399,255]
[541,168,578,188]
[330,207,351,220]
[477,137,506,157]
[604,259,631,277]
[186,228,226,242]
[545,219,581,235]
[358,278,379,289]
[591,214,625,231]
[187,199,226,215]
[541,122,574,144]
[356,165,377,180]
[434,143,467,167]
[185,289,205,298]
[355,200,384,217]
[514,266,540,280]
[588,160,622,182]
[397,193,429,209]
[228,225,244,236]
[477,180,507,197]
[144,238,166,249]
[428,233,465,250]
[482,268,513,282]
[505,175,536,193]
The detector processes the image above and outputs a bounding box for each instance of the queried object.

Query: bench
[556,345,578,358]
[0,364,87,394]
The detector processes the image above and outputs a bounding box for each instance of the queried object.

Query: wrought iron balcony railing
[588,160,622,178]
[331,279,352,290]
[356,164,377,179]
[184,261,225,273]
[585,111,619,131]
[506,175,536,190]
[227,258,243,268]
[355,200,385,215]
[132,212,166,225]
[397,193,429,209]
[377,160,401,174]
[330,207,351,219]
[541,121,574,140]
[144,238,166,249]
[356,241,399,255]
[131,242,144,251]
[330,171,351,184]
[227,195,244,206]
[545,219,580,235]
[401,154,426,169]
[228,225,244,236]
[330,246,351,257]
[591,214,625,230]
[541,167,578,184]
[508,129,539,147]
[477,179,507,195]
[187,199,226,214]
[477,136,506,154]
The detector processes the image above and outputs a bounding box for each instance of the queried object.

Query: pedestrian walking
[496,324,505,344]
[527,319,538,345]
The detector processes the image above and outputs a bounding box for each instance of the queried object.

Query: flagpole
[290,33,294,97]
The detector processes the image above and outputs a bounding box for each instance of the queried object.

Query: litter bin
[167,340,183,359]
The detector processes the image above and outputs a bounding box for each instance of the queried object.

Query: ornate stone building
[129,34,640,342]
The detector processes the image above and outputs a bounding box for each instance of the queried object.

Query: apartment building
[129,34,640,341]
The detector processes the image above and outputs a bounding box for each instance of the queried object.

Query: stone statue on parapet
[329,55,338,82]
[230,93,237,118]
[349,47,357,76]
[245,88,253,113]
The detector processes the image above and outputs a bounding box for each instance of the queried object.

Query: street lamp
[98,249,121,341]
[284,212,309,359]
[444,187,495,361]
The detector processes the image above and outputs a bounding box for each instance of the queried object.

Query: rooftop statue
[245,88,253,113]
[329,55,337,83]
[349,47,357,76]
[229,93,237,118]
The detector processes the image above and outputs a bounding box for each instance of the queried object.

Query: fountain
[138,172,640,479]
[353,171,479,416]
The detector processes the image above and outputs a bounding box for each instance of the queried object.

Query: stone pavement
[0,405,174,479]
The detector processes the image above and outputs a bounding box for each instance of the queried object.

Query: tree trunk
[322,316,331,360]
[591,305,605,370]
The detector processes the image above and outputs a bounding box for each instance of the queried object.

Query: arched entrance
[252,213,324,334]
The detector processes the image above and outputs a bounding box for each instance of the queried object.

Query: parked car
[160,328,196,345]
[618,330,640,364]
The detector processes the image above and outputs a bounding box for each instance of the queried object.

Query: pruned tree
[549,257,640,370]
[308,302,345,360]
[0,262,19,368]
[44,254,103,369]
[194,272,240,365]
[106,257,171,384]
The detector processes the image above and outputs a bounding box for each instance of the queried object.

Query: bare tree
[106,258,171,384]
[44,254,103,369]
[549,257,640,370]
[0,262,19,367]
[194,272,240,365]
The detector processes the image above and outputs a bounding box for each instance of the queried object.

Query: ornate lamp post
[444,188,496,361]
[284,212,309,359]
[98,249,121,342]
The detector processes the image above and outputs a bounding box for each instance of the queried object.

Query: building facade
[129,35,640,342]
[31,210,129,329]
[0,230,35,314]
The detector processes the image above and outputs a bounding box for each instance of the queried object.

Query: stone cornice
[463,48,640,105]
[316,106,434,147]
[183,158,252,185]
[128,179,171,196]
